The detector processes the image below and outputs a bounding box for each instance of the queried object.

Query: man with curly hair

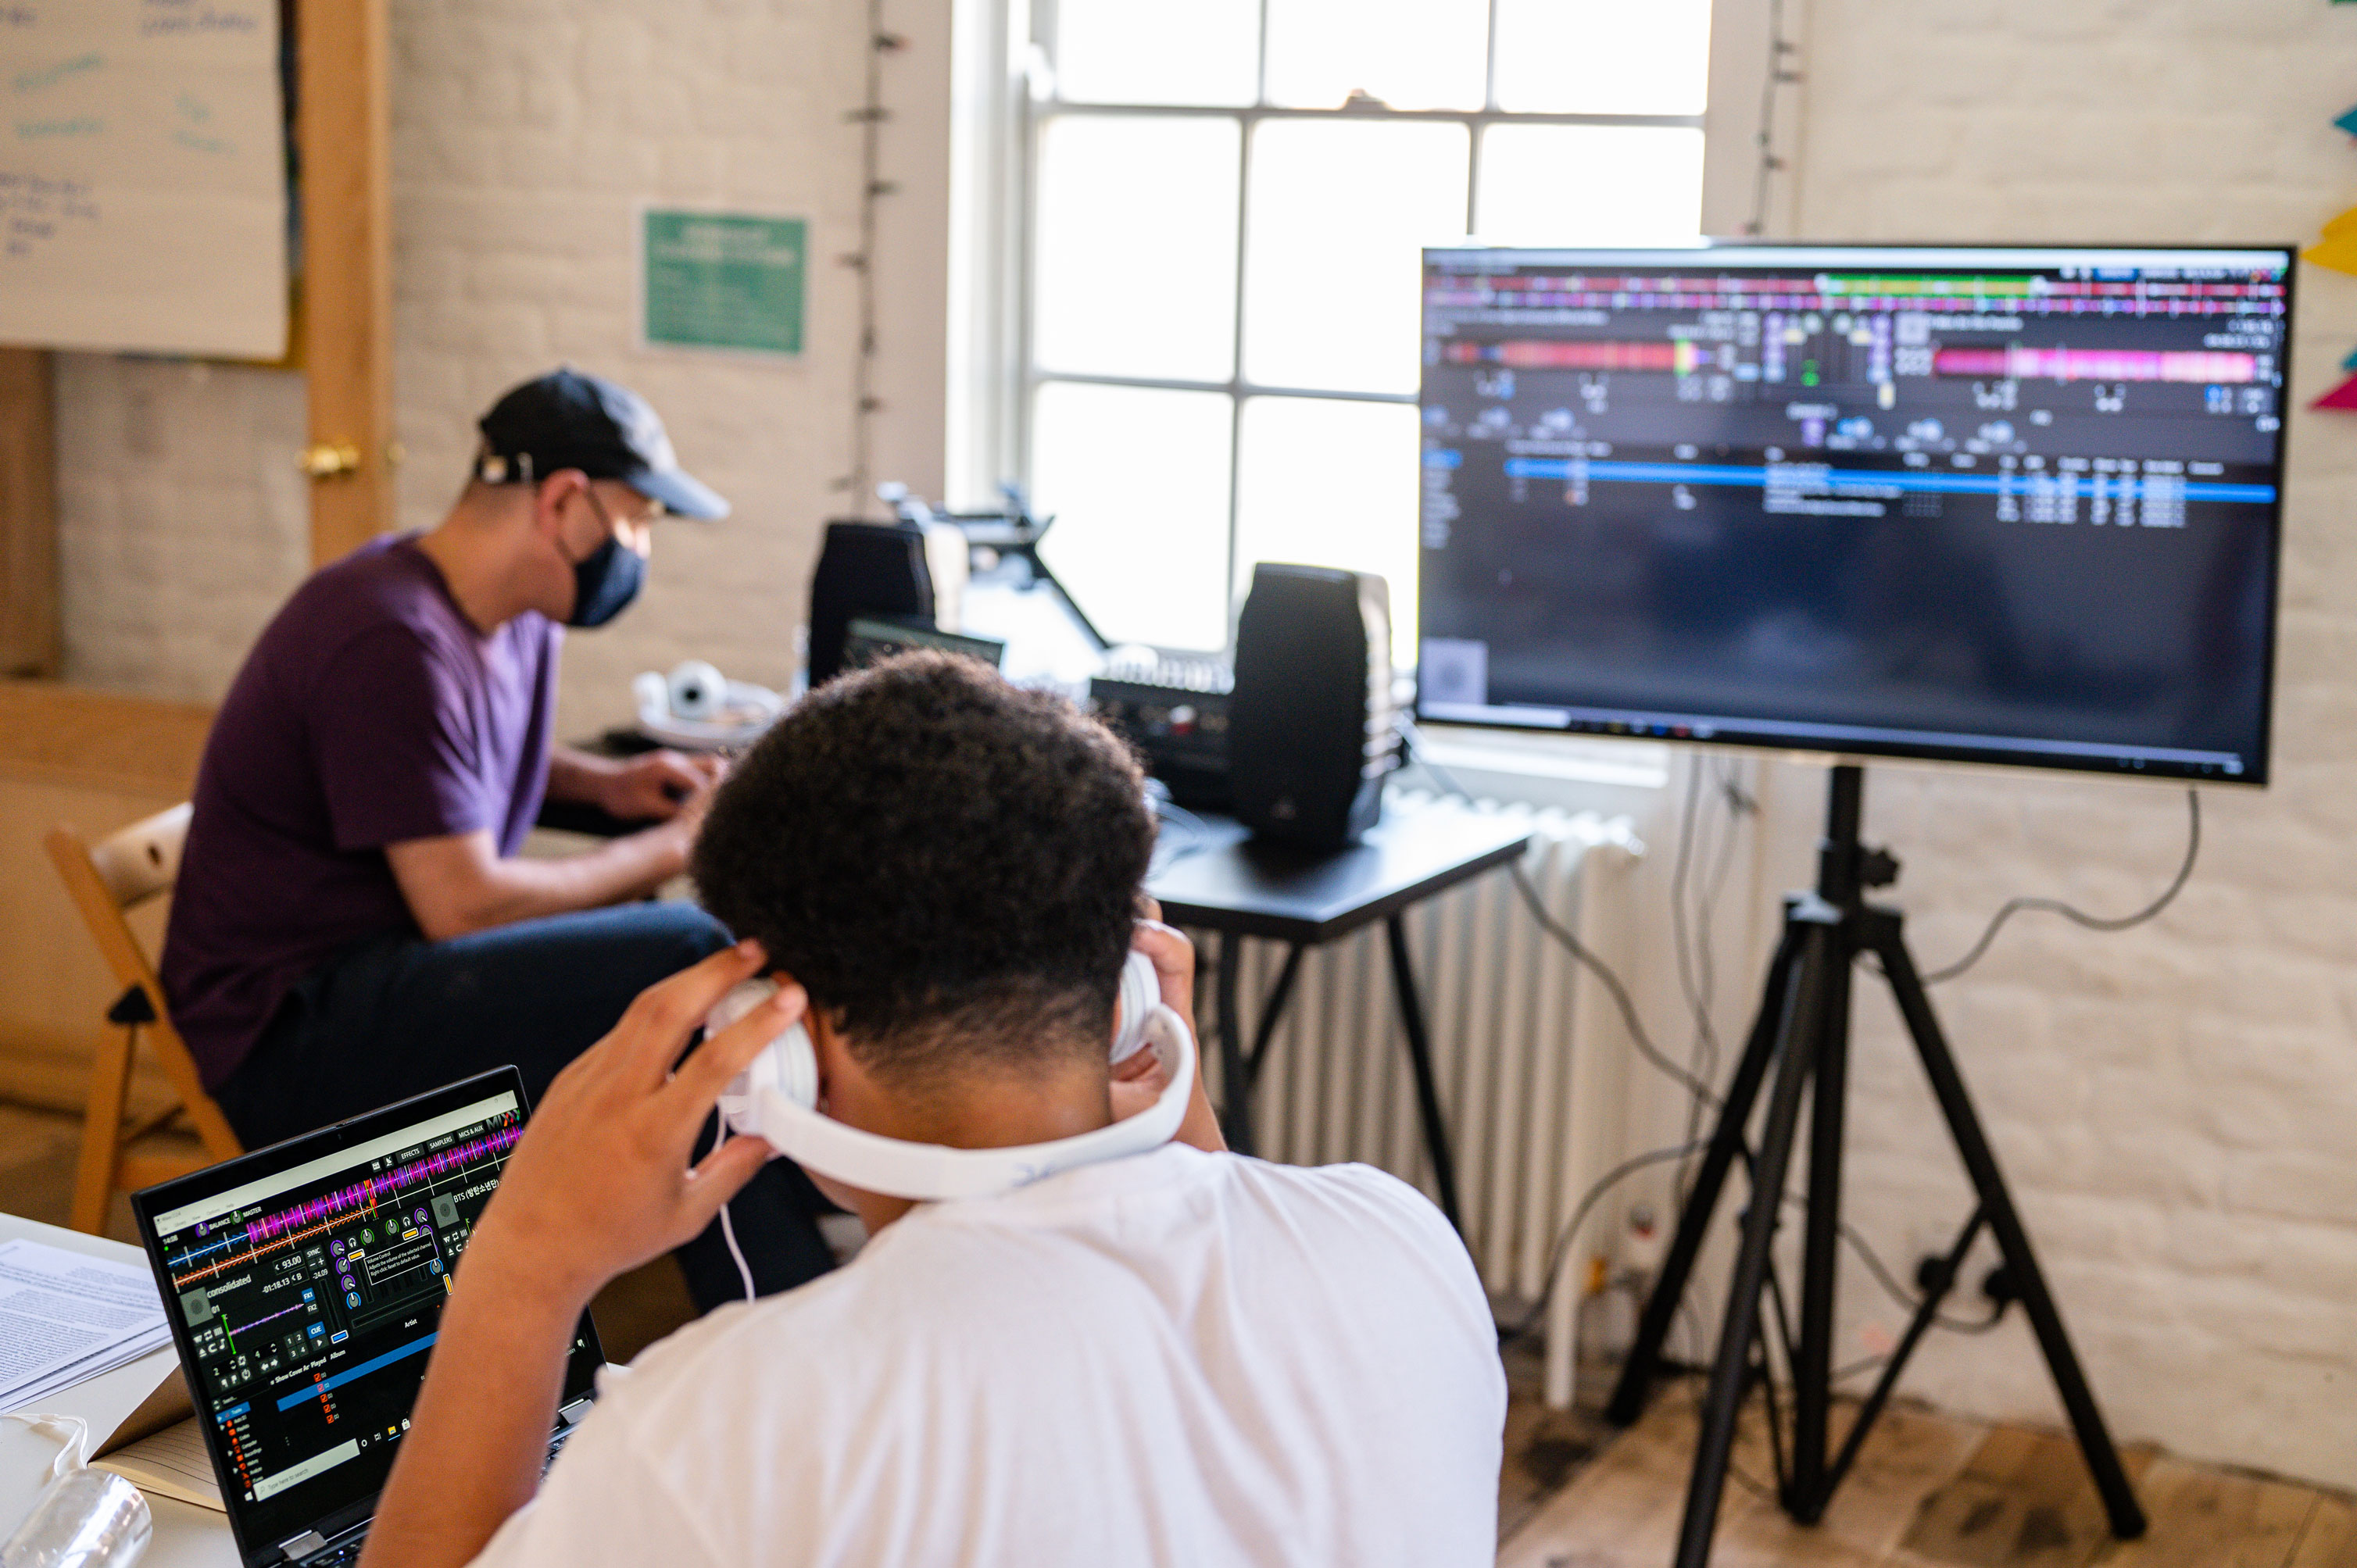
[362,652,1506,1568]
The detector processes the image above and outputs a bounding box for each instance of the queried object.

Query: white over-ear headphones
[704,951,1194,1202]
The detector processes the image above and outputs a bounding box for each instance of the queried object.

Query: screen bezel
[1415,240,2294,787]
[130,1067,603,1566]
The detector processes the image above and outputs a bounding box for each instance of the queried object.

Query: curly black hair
[691,651,1154,1087]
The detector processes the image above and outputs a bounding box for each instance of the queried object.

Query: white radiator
[1200,793,1643,1405]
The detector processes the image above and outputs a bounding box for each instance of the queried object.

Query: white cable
[720,1202,756,1303]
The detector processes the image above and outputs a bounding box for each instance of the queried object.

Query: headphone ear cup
[774,1022,820,1109]
[1110,950,1160,1065]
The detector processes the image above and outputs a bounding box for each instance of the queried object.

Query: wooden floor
[3,1100,2347,1565]
[1498,1367,2357,1568]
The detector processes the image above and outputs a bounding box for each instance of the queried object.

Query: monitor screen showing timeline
[1415,244,2292,783]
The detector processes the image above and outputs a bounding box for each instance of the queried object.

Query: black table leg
[1215,930,1255,1155]
[1385,913,1464,1233]
[1246,943,1306,1092]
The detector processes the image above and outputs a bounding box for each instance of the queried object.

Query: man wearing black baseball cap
[163,368,835,1301]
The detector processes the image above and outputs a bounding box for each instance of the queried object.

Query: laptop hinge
[557,1395,594,1427]
[277,1530,328,1561]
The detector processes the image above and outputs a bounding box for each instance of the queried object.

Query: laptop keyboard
[296,1424,583,1565]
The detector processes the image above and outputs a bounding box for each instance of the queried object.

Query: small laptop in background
[131,1067,603,1568]
[842,613,1007,673]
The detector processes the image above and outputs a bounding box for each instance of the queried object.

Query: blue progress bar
[275,1330,438,1412]
[1499,457,2277,505]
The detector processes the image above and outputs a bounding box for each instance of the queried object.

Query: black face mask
[567,534,646,627]
[566,487,648,627]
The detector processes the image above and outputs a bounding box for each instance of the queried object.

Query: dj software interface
[1417,247,2291,779]
[148,1092,526,1522]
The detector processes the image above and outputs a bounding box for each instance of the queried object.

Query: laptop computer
[131,1067,605,1568]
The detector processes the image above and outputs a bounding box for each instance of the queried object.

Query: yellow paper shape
[2325,205,2357,238]
[2304,230,2357,276]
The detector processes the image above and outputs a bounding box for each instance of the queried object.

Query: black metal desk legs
[1213,931,1257,1156]
[1211,923,1465,1233]
[1383,914,1464,1230]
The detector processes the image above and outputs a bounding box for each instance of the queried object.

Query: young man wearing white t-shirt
[359,652,1505,1568]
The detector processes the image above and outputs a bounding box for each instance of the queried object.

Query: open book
[92,1417,222,1512]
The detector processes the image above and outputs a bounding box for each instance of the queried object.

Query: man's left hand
[600,748,724,822]
[459,939,789,1312]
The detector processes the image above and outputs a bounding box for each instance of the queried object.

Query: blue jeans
[216,902,835,1310]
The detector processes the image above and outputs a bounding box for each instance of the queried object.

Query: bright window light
[1025,2,1711,652]
[1032,382,1236,652]
[1235,395,1423,666]
[1243,119,1470,397]
[1035,116,1242,382]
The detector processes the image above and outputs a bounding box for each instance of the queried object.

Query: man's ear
[531,470,591,540]
[804,1003,846,1106]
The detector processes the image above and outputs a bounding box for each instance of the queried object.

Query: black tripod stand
[1605,765,2147,1566]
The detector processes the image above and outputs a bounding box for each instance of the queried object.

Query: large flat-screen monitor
[1415,244,2292,783]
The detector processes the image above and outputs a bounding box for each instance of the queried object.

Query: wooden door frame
[297,0,398,566]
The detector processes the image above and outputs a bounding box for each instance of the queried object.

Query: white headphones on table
[703,950,1192,1202]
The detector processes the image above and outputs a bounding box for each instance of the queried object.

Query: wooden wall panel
[0,350,58,678]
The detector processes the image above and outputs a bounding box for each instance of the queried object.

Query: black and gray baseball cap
[474,366,730,520]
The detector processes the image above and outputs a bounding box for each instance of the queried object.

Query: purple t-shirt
[163,535,560,1088]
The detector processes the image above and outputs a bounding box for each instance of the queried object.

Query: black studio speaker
[1229,563,1396,850]
[807,521,935,686]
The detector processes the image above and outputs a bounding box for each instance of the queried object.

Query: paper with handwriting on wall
[0,0,287,357]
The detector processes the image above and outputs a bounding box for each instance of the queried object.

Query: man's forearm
[452,830,687,933]
[359,1254,583,1568]
[544,746,621,809]
[390,825,691,942]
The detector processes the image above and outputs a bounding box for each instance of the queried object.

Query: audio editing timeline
[149,1095,523,1507]
[1422,256,2287,550]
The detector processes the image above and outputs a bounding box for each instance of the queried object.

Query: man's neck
[414,513,533,634]
[836,1055,1116,1234]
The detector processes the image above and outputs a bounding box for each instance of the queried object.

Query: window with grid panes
[1022,0,1713,658]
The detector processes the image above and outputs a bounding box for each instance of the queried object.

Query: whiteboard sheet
[0,0,288,358]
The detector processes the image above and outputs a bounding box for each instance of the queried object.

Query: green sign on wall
[642,210,806,356]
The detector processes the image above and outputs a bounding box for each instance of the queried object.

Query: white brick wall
[388,0,950,733]
[53,355,309,702]
[56,0,951,730]
[1711,0,2357,1491]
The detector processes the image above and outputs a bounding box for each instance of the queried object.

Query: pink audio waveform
[1445,341,1686,371]
[243,1123,522,1244]
[1930,347,2258,384]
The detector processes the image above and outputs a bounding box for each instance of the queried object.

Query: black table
[1146,801,1532,1230]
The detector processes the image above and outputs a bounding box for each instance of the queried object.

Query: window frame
[946,0,1788,651]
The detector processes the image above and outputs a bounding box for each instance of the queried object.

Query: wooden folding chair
[45,804,242,1234]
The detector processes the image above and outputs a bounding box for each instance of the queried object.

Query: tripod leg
[1791,916,1857,1522]
[1607,918,1806,1427]
[1676,922,1832,1568]
[1870,922,2148,1540]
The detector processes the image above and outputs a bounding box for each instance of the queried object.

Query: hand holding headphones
[455,941,789,1312]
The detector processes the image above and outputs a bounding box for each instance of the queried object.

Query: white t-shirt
[468,1145,1504,1568]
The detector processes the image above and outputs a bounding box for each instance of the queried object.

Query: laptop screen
[132,1069,602,1562]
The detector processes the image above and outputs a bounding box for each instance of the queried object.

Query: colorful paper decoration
[2339,103,2357,138]
[2303,208,2357,275]
[2311,373,2357,411]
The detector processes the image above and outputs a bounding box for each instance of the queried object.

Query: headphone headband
[721,1003,1198,1202]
